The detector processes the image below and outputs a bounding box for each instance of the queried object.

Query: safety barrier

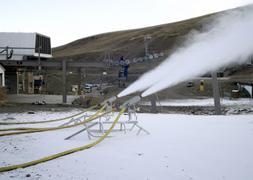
[0,108,125,172]
[0,105,97,125]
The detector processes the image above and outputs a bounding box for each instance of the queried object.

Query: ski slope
[0,111,253,179]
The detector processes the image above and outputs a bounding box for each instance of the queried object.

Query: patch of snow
[0,112,253,179]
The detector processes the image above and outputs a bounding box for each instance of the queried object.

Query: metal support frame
[16,70,19,94]
[65,122,98,140]
[127,105,137,121]
[38,46,41,71]
[65,96,150,140]
[58,114,88,127]
[89,115,150,136]
[67,118,150,140]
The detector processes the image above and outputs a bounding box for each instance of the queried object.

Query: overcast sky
[1,0,252,47]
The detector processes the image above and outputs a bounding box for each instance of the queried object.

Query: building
[0,32,52,94]
[0,32,52,60]
[0,64,5,87]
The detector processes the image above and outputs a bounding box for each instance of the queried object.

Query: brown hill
[53,13,218,62]
[50,5,253,99]
[53,5,253,63]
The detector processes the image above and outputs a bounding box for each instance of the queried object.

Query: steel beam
[0,60,104,68]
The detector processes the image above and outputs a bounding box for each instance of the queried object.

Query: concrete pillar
[251,84,253,99]
[150,94,158,113]
[27,72,34,94]
[62,60,67,104]
[16,71,19,94]
[77,68,81,95]
[211,72,222,115]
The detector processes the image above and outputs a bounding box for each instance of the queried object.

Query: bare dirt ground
[140,105,253,115]
[2,65,253,115]
[0,101,252,116]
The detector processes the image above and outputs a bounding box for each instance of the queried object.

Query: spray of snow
[118,5,253,98]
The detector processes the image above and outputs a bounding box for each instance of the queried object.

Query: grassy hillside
[50,6,253,99]
[50,12,218,97]
[53,13,218,62]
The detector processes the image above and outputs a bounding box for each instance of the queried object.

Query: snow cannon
[101,96,118,106]
[120,96,141,109]
[100,96,119,111]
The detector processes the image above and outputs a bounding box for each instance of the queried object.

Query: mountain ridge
[52,5,251,62]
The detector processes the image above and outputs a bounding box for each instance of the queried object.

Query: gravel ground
[140,105,253,115]
[1,101,253,116]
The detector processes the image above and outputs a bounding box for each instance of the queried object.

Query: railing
[0,46,14,59]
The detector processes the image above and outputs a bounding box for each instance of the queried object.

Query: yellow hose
[0,108,125,172]
[0,105,97,125]
[0,105,106,137]
[0,108,112,132]
[0,106,105,132]
[0,127,42,132]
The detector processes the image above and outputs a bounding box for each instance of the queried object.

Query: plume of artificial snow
[118,5,253,97]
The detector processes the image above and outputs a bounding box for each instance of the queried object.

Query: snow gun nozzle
[101,96,118,106]
[120,96,141,109]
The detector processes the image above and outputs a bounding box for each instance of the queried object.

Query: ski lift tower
[144,35,152,60]
[212,71,222,115]
[144,35,158,113]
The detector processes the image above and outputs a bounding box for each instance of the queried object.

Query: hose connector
[101,96,117,106]
[120,96,141,109]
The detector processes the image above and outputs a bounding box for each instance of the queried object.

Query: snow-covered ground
[0,109,82,123]
[0,110,96,129]
[0,111,253,180]
[142,98,253,107]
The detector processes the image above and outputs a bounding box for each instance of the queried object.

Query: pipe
[120,95,142,109]
[101,96,118,106]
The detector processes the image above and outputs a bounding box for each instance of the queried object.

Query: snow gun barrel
[101,96,118,106]
[120,96,141,109]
